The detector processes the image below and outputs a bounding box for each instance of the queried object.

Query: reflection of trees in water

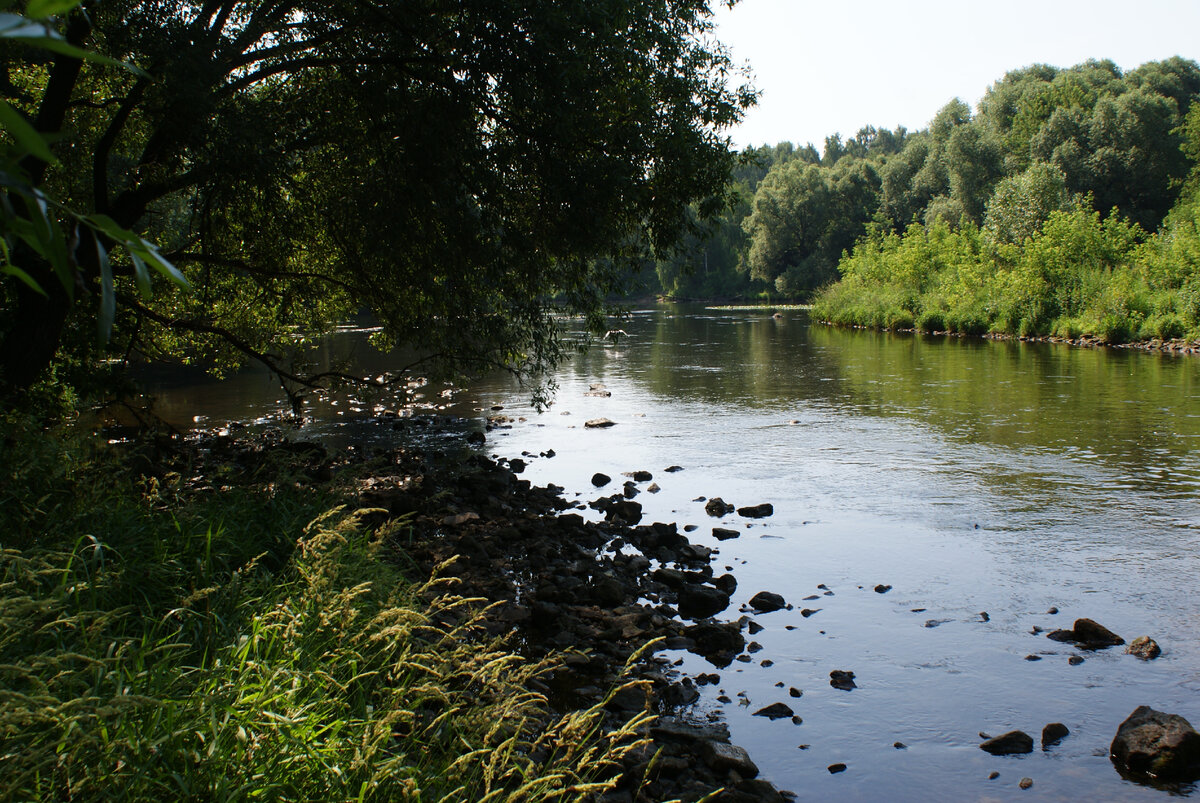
[564,305,1199,487]
[805,325,1200,484]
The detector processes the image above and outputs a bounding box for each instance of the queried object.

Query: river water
[139,306,1200,801]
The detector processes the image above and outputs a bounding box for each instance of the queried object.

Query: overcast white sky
[710,0,1200,150]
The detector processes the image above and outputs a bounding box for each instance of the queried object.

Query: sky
[709,0,1200,151]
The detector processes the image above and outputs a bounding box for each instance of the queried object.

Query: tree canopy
[0,0,754,400]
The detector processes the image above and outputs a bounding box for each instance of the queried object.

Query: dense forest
[659,57,1200,343]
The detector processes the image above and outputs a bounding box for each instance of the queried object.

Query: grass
[0,415,651,802]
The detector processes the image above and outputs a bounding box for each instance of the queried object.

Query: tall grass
[0,417,649,802]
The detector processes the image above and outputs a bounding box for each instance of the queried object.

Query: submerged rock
[980,731,1034,755]
[1046,617,1124,648]
[1126,636,1162,660]
[1111,706,1200,781]
[584,418,616,428]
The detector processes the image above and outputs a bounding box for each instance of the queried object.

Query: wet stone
[1042,722,1070,748]
[830,670,857,691]
[980,731,1034,755]
[749,591,787,612]
[753,702,795,720]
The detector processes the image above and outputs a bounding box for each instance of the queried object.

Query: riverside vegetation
[0,415,656,801]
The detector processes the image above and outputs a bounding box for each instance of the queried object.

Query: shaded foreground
[0,418,787,802]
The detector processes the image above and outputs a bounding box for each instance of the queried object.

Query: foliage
[814,201,1200,343]
[0,418,650,801]
[0,0,753,400]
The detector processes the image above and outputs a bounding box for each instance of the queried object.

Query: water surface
[141,307,1200,801]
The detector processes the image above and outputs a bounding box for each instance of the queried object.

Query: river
[138,305,1200,801]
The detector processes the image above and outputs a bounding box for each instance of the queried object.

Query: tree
[983,162,1072,245]
[1,0,754,399]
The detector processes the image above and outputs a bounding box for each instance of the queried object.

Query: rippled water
[140,306,1200,801]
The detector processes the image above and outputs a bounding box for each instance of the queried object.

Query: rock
[712,574,737,595]
[713,527,740,541]
[705,497,733,517]
[626,470,653,482]
[980,731,1034,755]
[753,702,795,720]
[1019,778,1033,790]
[788,687,802,698]
[1047,617,1124,648]
[665,465,684,473]
[749,591,787,612]
[685,621,746,660]
[585,383,612,397]
[585,418,616,428]
[1126,636,1162,660]
[1068,655,1084,665]
[646,483,660,493]
[507,458,526,473]
[800,608,819,618]
[653,567,686,588]
[827,763,847,774]
[591,472,612,487]
[737,503,774,518]
[829,670,856,691]
[988,772,1000,780]
[873,584,892,594]
[678,586,732,619]
[1111,706,1200,781]
[701,741,759,778]
[605,499,642,525]
[441,512,480,526]
[1042,723,1070,748]
[894,742,906,749]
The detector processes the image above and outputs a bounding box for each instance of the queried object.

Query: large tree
[0,0,753,398]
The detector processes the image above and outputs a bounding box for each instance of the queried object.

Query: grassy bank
[812,199,1200,344]
[0,416,646,802]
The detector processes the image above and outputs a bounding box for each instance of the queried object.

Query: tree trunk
[0,276,73,396]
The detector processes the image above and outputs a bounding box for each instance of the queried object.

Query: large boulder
[1111,706,1200,781]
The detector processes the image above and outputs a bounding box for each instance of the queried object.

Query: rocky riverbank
[355,443,792,802]
[165,424,791,801]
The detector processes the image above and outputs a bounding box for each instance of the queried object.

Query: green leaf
[2,264,48,296]
[135,240,190,291]
[24,0,82,19]
[128,248,152,298]
[85,213,138,244]
[0,99,56,164]
[95,233,114,343]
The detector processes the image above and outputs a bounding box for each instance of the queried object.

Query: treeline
[663,57,1200,343]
